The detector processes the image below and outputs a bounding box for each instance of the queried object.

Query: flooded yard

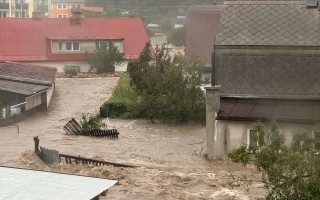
[0,77,266,199]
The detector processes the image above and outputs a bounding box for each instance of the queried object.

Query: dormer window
[58,42,63,51]
[65,42,80,51]
[96,41,109,50]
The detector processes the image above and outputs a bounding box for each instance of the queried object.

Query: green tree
[86,42,124,74]
[229,122,320,199]
[127,43,205,122]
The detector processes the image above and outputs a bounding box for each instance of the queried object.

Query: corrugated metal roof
[0,167,117,200]
[0,18,149,61]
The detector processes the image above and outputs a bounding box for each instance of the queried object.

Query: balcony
[71,7,81,13]
[0,3,9,9]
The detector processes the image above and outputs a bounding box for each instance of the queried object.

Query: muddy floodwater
[0,77,266,199]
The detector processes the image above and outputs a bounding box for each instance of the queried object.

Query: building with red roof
[0,17,149,72]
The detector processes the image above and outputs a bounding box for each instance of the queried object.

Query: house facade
[0,0,35,18]
[0,17,149,73]
[0,62,57,125]
[51,0,84,18]
[206,0,320,159]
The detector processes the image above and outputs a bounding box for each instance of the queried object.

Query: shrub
[228,122,320,199]
[80,113,105,130]
[63,66,79,77]
[100,74,140,118]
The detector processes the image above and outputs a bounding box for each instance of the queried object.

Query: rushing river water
[0,77,266,199]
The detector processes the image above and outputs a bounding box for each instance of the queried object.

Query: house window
[313,130,320,150]
[58,42,63,51]
[246,129,262,153]
[57,14,67,18]
[73,3,81,8]
[0,11,6,17]
[96,41,109,50]
[65,42,80,51]
[57,3,67,9]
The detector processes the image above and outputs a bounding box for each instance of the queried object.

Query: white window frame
[57,3,67,9]
[57,14,67,18]
[65,41,80,51]
[96,41,109,50]
[246,129,261,153]
[58,42,63,51]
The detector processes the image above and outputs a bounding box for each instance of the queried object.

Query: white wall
[46,87,54,107]
[26,60,129,73]
[25,93,42,111]
[216,120,314,157]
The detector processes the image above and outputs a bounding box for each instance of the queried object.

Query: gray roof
[215,1,320,46]
[216,52,320,98]
[218,98,320,123]
[0,166,117,200]
[0,62,57,86]
[0,62,57,95]
[0,79,50,96]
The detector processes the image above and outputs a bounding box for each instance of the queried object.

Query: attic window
[65,42,80,51]
[306,0,318,8]
[96,41,109,50]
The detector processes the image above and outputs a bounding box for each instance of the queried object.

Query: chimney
[71,6,83,25]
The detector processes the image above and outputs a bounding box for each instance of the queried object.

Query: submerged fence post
[33,136,40,154]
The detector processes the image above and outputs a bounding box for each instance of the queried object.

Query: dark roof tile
[216,1,320,46]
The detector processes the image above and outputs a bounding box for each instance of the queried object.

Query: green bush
[100,74,140,118]
[63,66,79,77]
[80,113,105,130]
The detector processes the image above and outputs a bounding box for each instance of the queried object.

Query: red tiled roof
[82,6,104,13]
[0,17,149,61]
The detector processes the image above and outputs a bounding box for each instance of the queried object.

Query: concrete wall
[26,60,129,73]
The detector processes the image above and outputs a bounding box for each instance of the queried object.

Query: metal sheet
[0,167,117,200]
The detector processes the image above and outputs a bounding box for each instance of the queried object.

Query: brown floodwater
[0,77,266,199]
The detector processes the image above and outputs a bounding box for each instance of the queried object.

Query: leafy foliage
[86,42,124,74]
[80,113,106,130]
[127,43,205,122]
[100,74,140,119]
[228,122,320,199]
